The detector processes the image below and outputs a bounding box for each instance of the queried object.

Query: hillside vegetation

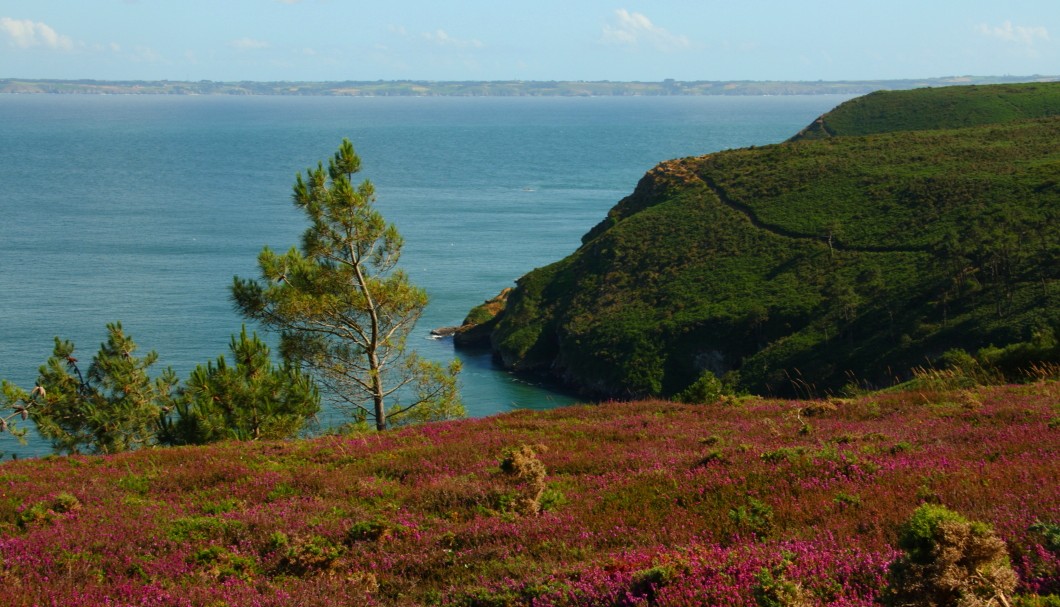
[1,382,1057,605]
[792,81,1060,139]
[462,82,1060,398]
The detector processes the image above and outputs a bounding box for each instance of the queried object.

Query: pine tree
[159,326,320,445]
[1,322,177,454]
[231,139,462,430]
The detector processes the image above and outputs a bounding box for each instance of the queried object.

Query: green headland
[457,81,1060,398]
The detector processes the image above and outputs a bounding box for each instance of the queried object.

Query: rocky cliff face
[448,288,512,348]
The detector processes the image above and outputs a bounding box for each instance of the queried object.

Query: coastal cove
[0,94,851,457]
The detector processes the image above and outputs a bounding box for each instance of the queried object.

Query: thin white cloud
[976,21,1050,46]
[423,29,483,49]
[229,37,270,51]
[601,9,690,51]
[0,17,74,50]
[130,45,161,63]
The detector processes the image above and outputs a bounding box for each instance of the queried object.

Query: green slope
[791,81,1060,140]
[462,83,1060,398]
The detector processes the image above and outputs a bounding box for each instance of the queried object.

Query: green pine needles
[231,139,463,430]
[1,324,321,454]
[1,322,177,455]
[159,326,320,445]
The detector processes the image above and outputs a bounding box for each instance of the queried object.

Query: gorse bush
[884,504,1018,607]
[753,558,811,607]
[16,492,81,529]
[495,443,548,515]
[730,497,775,538]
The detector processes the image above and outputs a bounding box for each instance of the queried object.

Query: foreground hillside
[461,82,1060,398]
[1,382,1058,605]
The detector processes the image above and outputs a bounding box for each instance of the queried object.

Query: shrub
[761,446,808,464]
[16,492,81,529]
[277,534,345,576]
[676,371,725,404]
[630,565,677,603]
[538,486,567,512]
[345,519,406,544]
[833,492,862,509]
[496,444,547,515]
[1030,521,1060,555]
[191,546,259,582]
[883,504,1017,607]
[696,449,730,467]
[753,562,811,607]
[729,497,775,538]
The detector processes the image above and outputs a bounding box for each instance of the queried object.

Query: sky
[0,1,1057,82]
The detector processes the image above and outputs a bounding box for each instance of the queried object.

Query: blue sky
[1,1,1057,82]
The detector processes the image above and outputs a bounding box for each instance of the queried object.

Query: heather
[1,382,1058,605]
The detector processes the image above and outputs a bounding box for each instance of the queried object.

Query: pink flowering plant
[0,382,1057,605]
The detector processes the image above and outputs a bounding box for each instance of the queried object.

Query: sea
[0,93,853,457]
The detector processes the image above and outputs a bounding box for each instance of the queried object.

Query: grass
[0,381,1057,605]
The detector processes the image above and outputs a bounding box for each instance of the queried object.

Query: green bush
[675,371,725,404]
[753,562,810,607]
[1030,520,1060,555]
[883,504,1017,606]
[277,534,345,576]
[16,493,81,529]
[729,497,774,538]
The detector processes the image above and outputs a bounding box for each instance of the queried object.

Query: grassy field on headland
[1,381,1057,605]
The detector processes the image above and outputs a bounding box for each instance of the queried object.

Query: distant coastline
[2,75,1057,96]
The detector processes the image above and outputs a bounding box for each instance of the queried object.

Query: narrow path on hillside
[692,168,932,255]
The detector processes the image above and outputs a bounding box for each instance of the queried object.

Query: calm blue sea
[0,93,851,456]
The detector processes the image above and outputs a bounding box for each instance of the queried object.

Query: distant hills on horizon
[1,75,1057,96]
